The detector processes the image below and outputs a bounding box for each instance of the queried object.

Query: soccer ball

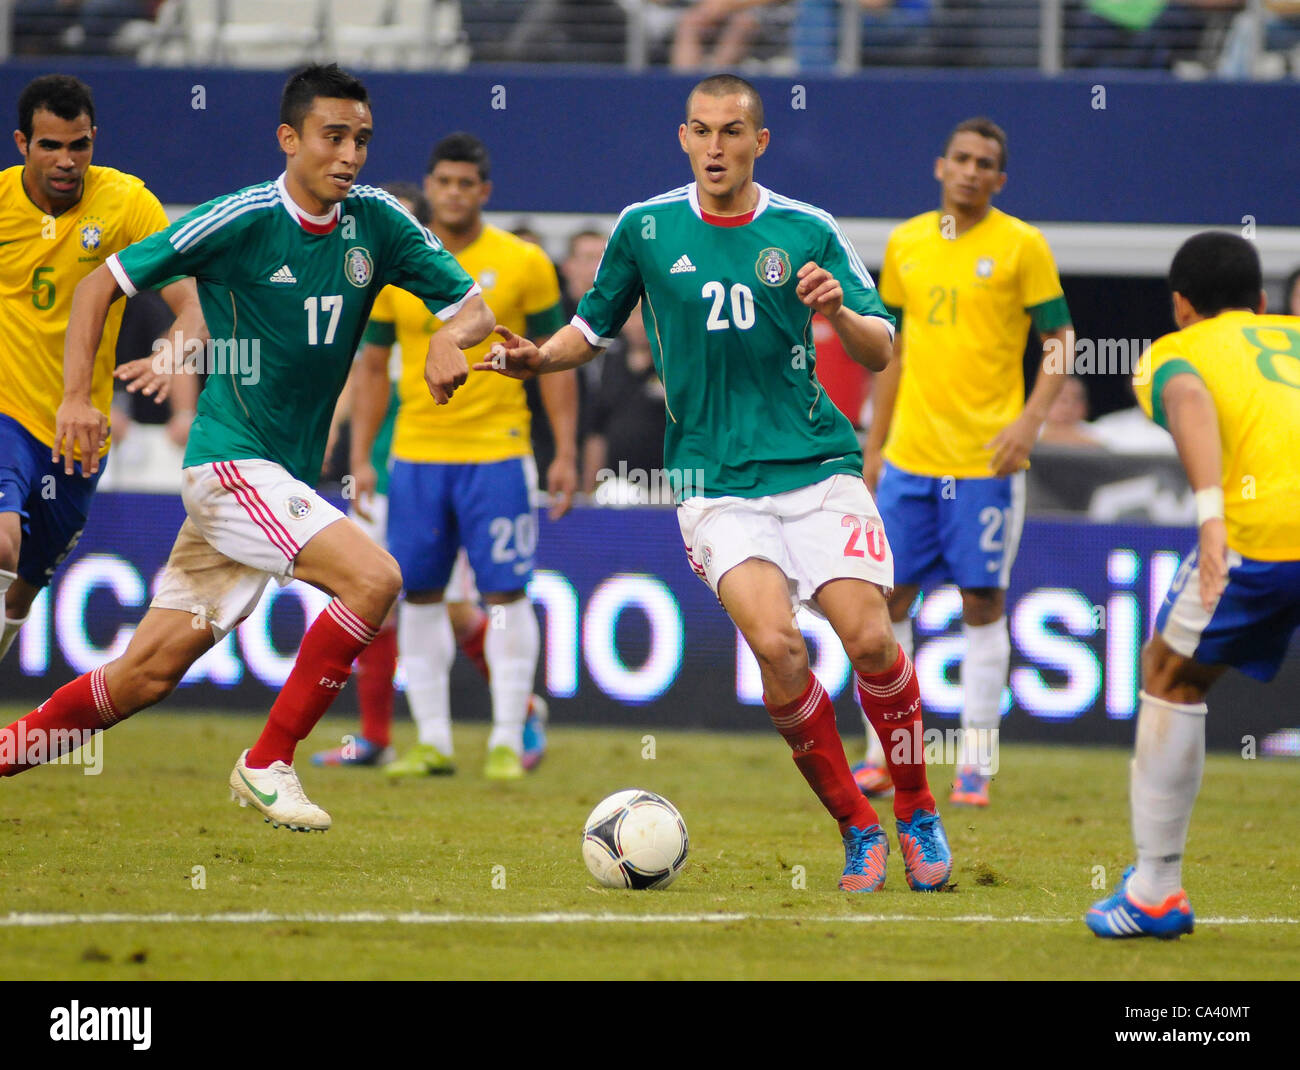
[581,789,689,889]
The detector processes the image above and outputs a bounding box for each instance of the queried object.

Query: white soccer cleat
[229,749,332,832]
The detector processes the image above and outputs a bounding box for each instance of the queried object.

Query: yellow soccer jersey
[0,164,170,453]
[1134,311,1300,560]
[370,225,563,464]
[878,208,1071,478]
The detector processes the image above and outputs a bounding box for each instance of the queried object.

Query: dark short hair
[382,181,431,226]
[688,73,764,130]
[427,132,490,181]
[1169,232,1263,318]
[944,116,1007,172]
[280,63,369,133]
[18,74,95,142]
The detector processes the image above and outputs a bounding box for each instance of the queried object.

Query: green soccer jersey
[108,174,477,484]
[574,183,894,500]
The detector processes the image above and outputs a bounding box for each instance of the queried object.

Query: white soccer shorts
[151,459,345,638]
[349,491,388,548]
[677,472,894,618]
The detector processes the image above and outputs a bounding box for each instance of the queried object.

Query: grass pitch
[0,708,1296,981]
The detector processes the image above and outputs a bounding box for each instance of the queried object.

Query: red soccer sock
[856,648,937,821]
[246,599,378,769]
[766,674,878,835]
[0,667,120,777]
[458,610,490,680]
[356,623,397,747]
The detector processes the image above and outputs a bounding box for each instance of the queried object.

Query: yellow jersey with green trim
[0,164,170,452]
[1133,310,1300,560]
[371,224,563,463]
[877,207,1070,478]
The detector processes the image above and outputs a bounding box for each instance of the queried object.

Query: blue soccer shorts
[874,461,1026,590]
[1155,546,1300,682]
[0,413,104,589]
[387,456,537,597]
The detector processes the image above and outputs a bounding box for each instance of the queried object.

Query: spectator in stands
[1279,265,1300,315]
[13,0,157,55]
[586,302,669,503]
[1067,0,1244,70]
[669,0,769,69]
[790,0,933,70]
[462,0,628,63]
[1037,374,1103,448]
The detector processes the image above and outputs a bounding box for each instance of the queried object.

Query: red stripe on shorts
[214,461,297,561]
[228,461,302,557]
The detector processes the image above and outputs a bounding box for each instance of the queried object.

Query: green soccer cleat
[483,744,524,781]
[384,742,456,778]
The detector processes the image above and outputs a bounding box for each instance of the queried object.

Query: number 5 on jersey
[305,294,343,345]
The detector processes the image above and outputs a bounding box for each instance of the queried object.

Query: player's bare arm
[987,325,1074,477]
[534,345,579,519]
[347,342,393,521]
[862,333,902,490]
[478,323,601,378]
[796,261,893,372]
[1162,371,1228,612]
[54,262,122,476]
[423,293,494,404]
[113,277,207,404]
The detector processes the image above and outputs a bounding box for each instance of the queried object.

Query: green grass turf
[0,708,1296,980]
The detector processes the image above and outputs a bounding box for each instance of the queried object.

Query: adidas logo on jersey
[669,254,696,274]
[269,265,297,284]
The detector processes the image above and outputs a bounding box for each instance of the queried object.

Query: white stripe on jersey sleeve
[570,314,615,349]
[767,192,878,290]
[106,252,138,298]
[431,282,482,321]
[350,186,442,250]
[171,185,277,250]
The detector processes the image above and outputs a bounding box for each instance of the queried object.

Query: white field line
[1,911,1296,928]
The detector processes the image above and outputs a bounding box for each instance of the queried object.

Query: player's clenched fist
[796,261,844,318]
[475,325,547,380]
[423,331,469,405]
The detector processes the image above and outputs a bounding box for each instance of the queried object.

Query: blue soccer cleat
[896,809,953,891]
[850,760,894,798]
[839,823,889,892]
[521,694,548,772]
[1087,866,1194,940]
[310,736,394,768]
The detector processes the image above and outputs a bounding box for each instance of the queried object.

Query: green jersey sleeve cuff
[1027,295,1072,333]
[1150,358,1202,430]
[883,303,903,331]
[526,302,566,338]
[362,320,397,347]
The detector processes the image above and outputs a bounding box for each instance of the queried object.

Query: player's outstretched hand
[1197,516,1228,612]
[986,412,1038,477]
[53,398,108,477]
[474,326,546,381]
[114,355,173,403]
[796,262,843,318]
[424,331,470,405]
[547,454,577,520]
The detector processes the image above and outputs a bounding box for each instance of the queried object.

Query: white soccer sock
[399,601,456,755]
[0,570,20,663]
[860,619,912,765]
[960,618,1010,775]
[1129,690,1206,904]
[484,598,540,755]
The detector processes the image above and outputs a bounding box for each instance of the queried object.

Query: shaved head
[687,74,764,130]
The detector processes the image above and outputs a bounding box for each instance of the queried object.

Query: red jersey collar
[688,182,769,226]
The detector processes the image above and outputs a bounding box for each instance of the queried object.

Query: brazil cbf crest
[344,246,373,288]
[976,256,995,279]
[755,247,791,288]
[79,215,106,252]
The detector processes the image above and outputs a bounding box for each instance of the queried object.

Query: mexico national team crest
[79,215,105,252]
[755,247,791,288]
[976,256,995,279]
[344,246,373,288]
[286,495,313,520]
